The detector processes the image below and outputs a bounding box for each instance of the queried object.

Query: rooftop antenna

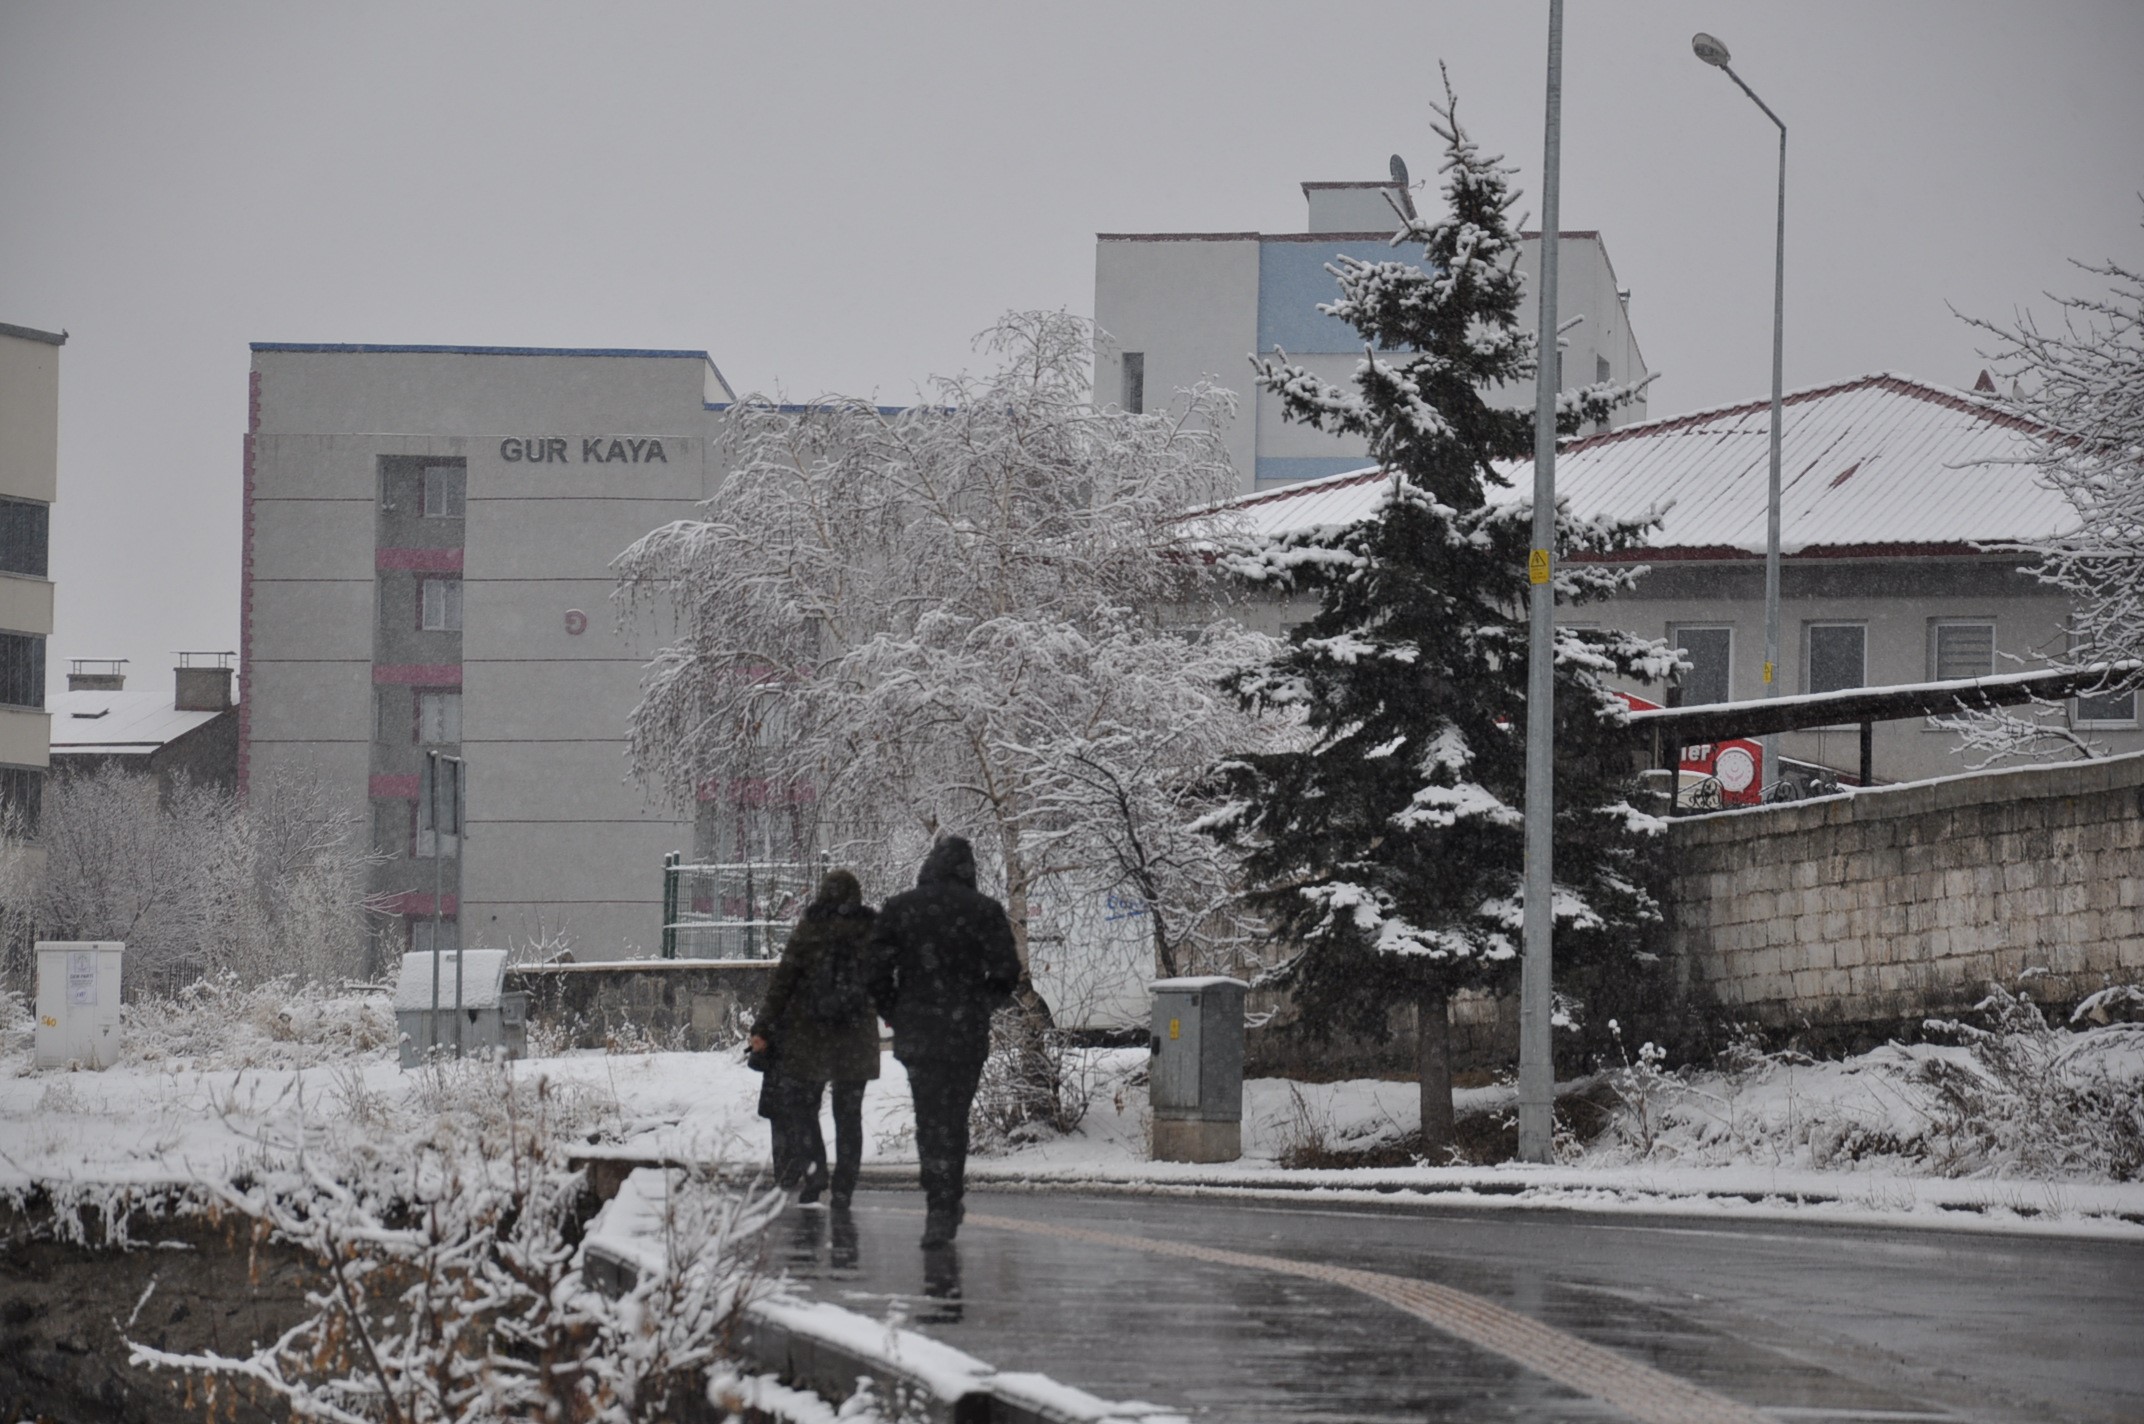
[1387,154,1419,224]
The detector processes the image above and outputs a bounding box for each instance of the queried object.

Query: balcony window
[0,499,49,578]
[420,577,463,632]
[0,633,44,708]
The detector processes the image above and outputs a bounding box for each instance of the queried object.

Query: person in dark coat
[866,835,1021,1246]
[750,869,883,1208]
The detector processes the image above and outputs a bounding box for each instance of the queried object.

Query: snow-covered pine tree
[1204,75,1677,1157]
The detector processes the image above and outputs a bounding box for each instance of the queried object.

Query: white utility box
[392,950,527,1067]
[34,941,125,1070]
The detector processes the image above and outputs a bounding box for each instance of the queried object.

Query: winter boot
[920,1206,960,1247]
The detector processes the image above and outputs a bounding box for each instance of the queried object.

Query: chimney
[67,657,127,693]
[175,650,235,712]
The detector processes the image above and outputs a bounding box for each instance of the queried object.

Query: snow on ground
[3,980,2139,1238]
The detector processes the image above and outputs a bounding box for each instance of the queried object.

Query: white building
[1094,179,1648,492]
[0,322,61,840]
[243,342,738,963]
[1226,372,2138,785]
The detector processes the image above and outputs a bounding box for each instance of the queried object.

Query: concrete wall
[1666,749,2144,1036]
[507,958,775,1051]
[0,328,61,505]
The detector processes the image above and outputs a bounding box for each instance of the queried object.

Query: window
[416,755,462,858]
[2075,684,2139,727]
[420,577,463,632]
[410,917,460,956]
[371,800,408,856]
[1930,620,1995,682]
[1121,353,1145,415]
[0,633,43,708]
[423,465,466,518]
[0,765,40,836]
[416,689,461,745]
[1671,626,1733,705]
[1595,354,1612,385]
[1805,623,1865,695]
[0,499,48,578]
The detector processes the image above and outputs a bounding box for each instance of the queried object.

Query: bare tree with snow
[615,311,1283,1024]
[1952,212,2144,753]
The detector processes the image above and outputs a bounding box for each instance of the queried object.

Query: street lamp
[1692,31,1787,793]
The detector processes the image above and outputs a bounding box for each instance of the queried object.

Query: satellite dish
[1387,154,1419,222]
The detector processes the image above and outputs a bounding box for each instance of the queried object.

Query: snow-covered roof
[47,686,229,756]
[1228,374,2074,556]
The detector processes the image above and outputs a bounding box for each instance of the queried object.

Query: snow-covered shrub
[128,1064,782,1422]
[1915,980,2144,1181]
[6,767,377,996]
[121,974,395,1071]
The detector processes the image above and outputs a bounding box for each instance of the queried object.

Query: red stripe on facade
[375,546,465,572]
[379,892,457,918]
[236,369,261,799]
[372,664,463,686]
[369,773,421,799]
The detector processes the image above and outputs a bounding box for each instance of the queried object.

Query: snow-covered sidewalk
[4,982,2139,1239]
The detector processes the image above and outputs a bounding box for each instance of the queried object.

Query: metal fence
[659,853,821,960]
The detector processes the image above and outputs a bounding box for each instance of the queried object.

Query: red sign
[1619,692,1763,807]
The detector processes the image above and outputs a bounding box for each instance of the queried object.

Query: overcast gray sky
[3,1,2140,689]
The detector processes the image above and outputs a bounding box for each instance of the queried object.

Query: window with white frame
[1930,620,1995,682]
[1670,626,1733,705]
[416,689,461,745]
[2075,681,2139,727]
[420,577,462,632]
[422,464,466,518]
[1805,622,1866,695]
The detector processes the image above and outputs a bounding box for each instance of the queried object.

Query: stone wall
[508,959,775,1052]
[1666,748,2144,1037]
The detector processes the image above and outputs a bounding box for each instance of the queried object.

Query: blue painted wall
[1255,240,1412,354]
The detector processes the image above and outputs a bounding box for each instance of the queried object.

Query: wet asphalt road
[772,1189,2144,1423]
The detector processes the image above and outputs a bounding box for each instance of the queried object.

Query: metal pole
[1517,0,1564,1165]
[1760,106,1786,793]
[449,756,463,1059]
[1712,57,1787,792]
[428,748,441,1061]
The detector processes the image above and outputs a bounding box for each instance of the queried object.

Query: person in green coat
[749,869,882,1207]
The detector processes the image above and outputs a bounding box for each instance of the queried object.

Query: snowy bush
[1581,983,2144,1182]
[1915,981,2144,1181]
[3,767,378,996]
[120,974,396,1071]
[127,1062,783,1422]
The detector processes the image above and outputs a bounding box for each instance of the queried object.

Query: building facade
[0,322,61,841]
[244,343,738,963]
[1226,373,2140,786]
[1094,179,1649,492]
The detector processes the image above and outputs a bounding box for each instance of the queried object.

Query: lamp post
[1517,0,1566,1166]
[1692,31,1787,793]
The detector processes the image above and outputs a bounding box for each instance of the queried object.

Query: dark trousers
[905,1055,986,1214]
[773,1078,867,1195]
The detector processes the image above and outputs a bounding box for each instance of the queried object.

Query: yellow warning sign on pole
[1528,549,1551,585]
[1762,661,1775,685]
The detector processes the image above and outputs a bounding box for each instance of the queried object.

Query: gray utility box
[34,941,124,1070]
[1148,976,1247,1163]
[393,950,528,1067]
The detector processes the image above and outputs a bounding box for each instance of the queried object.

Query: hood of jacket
[917,835,978,889]
[804,868,866,920]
